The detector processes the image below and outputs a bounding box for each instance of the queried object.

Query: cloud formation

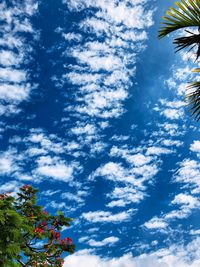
[0,0,38,116]
[64,237,200,267]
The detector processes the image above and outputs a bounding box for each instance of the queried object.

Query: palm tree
[159,0,200,120]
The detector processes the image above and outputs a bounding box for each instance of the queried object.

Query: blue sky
[1,0,200,266]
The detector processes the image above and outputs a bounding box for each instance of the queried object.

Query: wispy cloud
[87,236,119,247]
[0,1,38,116]
[82,210,132,223]
[51,0,155,153]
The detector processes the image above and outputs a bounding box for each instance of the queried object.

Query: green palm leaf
[187,69,200,120]
[187,82,200,120]
[159,0,200,38]
[159,0,200,121]
[174,29,200,59]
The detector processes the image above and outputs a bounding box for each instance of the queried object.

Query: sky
[0,0,200,266]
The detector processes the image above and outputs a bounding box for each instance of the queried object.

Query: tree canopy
[0,185,75,267]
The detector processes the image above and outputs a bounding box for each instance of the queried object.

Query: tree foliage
[159,0,200,120]
[0,185,75,267]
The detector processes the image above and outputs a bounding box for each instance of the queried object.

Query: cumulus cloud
[64,237,200,267]
[36,157,74,182]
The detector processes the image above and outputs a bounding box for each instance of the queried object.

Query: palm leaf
[187,69,200,120]
[159,0,200,38]
[174,29,200,59]
[187,81,200,120]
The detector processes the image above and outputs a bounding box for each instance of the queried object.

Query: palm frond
[187,78,200,120]
[192,68,200,72]
[174,30,200,59]
[159,0,200,38]
[187,69,200,120]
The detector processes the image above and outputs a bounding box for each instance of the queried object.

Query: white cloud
[174,66,192,82]
[164,194,199,220]
[146,146,173,156]
[0,50,21,66]
[172,193,198,207]
[64,237,200,267]
[92,144,159,208]
[0,1,38,116]
[190,141,200,153]
[144,217,168,230]
[0,180,21,194]
[61,190,88,203]
[56,0,154,136]
[177,83,188,96]
[82,210,131,223]
[144,159,200,228]
[91,162,132,183]
[64,253,166,267]
[47,201,67,210]
[0,84,30,102]
[165,78,176,90]
[0,150,19,175]
[88,236,119,247]
[66,0,154,28]
[36,163,73,181]
[62,32,82,42]
[0,154,13,174]
[174,159,200,194]
[161,139,183,147]
[36,156,76,182]
[190,229,200,235]
[0,130,83,186]
[92,160,158,185]
[0,68,26,83]
[107,186,145,207]
[110,147,152,167]
[78,236,89,243]
[154,99,185,121]
[71,124,96,136]
[107,199,127,208]
[161,108,184,120]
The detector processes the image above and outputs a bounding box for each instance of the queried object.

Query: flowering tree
[0,185,75,267]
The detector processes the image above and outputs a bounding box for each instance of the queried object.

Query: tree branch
[17,259,26,267]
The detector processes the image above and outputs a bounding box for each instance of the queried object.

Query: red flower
[23,185,31,190]
[66,237,72,244]
[60,237,73,245]
[0,194,8,199]
[56,257,64,264]
[34,227,44,234]
[40,221,48,228]
[50,230,61,240]
[43,210,48,216]
[55,232,61,240]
